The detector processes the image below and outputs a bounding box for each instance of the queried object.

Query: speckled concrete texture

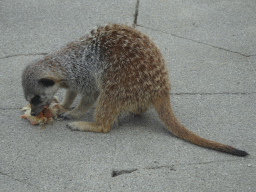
[1,0,255,191]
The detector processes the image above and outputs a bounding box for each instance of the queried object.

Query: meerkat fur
[22,24,248,156]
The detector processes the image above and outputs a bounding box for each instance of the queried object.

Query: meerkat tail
[153,95,249,157]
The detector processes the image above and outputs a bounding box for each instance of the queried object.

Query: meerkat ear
[38,78,55,87]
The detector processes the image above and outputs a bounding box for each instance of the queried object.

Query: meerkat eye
[31,95,41,105]
[38,78,55,87]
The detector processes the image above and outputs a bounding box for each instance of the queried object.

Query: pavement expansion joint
[133,0,140,28]
[111,165,176,177]
[112,169,138,177]
[171,92,256,96]
[111,157,253,178]
[0,53,48,59]
[0,171,34,187]
[247,57,256,72]
[137,25,252,57]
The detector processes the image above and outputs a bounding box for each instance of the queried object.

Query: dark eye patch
[38,78,55,87]
[31,95,41,105]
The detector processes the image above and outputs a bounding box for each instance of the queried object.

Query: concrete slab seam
[0,53,48,60]
[111,157,252,178]
[137,24,255,58]
[133,0,140,28]
[247,57,256,73]
[0,171,35,188]
[170,92,256,96]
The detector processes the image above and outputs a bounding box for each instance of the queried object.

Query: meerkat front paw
[58,111,78,120]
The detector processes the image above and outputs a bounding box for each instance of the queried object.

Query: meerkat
[22,24,248,156]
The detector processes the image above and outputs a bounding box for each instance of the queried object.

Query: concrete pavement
[1,0,255,191]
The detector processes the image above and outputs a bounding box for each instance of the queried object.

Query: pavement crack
[171,92,256,96]
[145,165,176,171]
[182,157,252,167]
[0,53,48,59]
[0,171,9,177]
[247,54,256,57]
[111,157,251,177]
[111,165,176,177]
[0,107,23,110]
[111,169,138,177]
[133,0,140,28]
[137,25,252,57]
[247,57,256,72]
[0,171,33,187]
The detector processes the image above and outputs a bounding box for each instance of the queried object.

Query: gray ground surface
[1,0,255,191]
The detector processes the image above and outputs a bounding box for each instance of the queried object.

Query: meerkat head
[24,77,60,116]
[22,63,62,116]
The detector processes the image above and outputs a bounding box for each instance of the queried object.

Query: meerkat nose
[31,111,37,116]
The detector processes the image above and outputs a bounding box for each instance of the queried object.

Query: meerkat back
[95,24,170,112]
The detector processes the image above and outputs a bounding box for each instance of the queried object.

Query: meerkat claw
[58,112,72,120]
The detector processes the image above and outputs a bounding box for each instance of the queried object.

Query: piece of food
[21,96,67,126]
